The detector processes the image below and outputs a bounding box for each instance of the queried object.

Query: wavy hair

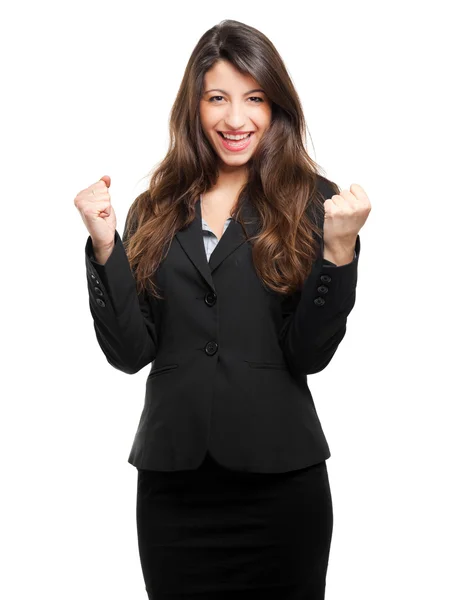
[124,19,340,299]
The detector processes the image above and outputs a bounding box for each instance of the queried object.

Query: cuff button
[96,299,106,307]
[94,287,103,296]
[314,297,326,306]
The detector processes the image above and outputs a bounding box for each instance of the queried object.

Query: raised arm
[279,178,369,376]
[75,176,158,374]
[279,234,360,375]
[85,222,158,374]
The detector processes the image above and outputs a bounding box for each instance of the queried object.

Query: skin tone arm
[92,243,115,265]
[323,243,356,266]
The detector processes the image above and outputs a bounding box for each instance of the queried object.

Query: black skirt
[136,451,333,600]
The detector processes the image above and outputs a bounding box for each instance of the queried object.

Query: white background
[1,1,452,598]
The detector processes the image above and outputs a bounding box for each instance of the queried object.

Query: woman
[75,18,371,600]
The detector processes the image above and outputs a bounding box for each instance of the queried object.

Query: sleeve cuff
[323,250,357,268]
[85,231,120,286]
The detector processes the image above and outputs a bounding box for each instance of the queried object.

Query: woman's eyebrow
[203,88,266,95]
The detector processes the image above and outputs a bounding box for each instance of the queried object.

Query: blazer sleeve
[85,215,158,375]
[279,178,361,375]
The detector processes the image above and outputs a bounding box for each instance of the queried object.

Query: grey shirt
[201,215,232,261]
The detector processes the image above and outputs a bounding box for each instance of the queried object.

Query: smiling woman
[200,62,272,159]
[78,16,364,600]
[127,20,344,600]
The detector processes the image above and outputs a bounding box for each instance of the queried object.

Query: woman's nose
[223,104,248,129]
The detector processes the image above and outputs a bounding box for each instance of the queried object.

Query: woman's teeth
[219,132,252,140]
[216,131,254,151]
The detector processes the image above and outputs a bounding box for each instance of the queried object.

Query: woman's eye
[208,96,264,103]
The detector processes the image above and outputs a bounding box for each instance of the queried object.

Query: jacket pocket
[148,363,179,379]
[245,361,287,370]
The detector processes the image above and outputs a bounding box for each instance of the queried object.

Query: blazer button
[205,341,218,356]
[204,291,217,306]
[94,287,104,296]
[317,285,329,294]
[96,298,106,307]
[314,297,325,306]
[320,274,332,283]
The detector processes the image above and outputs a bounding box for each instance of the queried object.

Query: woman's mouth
[217,131,254,152]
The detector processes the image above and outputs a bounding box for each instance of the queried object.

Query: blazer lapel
[175,193,261,291]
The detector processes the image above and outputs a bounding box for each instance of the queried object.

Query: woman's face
[199,60,272,168]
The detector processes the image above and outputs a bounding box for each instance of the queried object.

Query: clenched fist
[323,183,371,264]
[74,175,117,252]
[323,183,371,245]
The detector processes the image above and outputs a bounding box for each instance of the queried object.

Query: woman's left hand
[323,183,372,252]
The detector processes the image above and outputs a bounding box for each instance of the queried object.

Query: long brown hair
[124,19,340,299]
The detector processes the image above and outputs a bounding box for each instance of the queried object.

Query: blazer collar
[175,193,261,292]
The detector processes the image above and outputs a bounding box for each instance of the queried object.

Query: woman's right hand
[74,175,117,251]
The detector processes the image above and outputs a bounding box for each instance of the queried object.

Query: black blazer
[84,176,360,473]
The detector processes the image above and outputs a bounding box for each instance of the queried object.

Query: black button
[90,273,100,284]
[320,274,331,283]
[205,341,218,356]
[317,285,329,294]
[204,292,217,306]
[314,297,325,306]
[96,299,106,307]
[90,273,96,280]
[94,287,103,296]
